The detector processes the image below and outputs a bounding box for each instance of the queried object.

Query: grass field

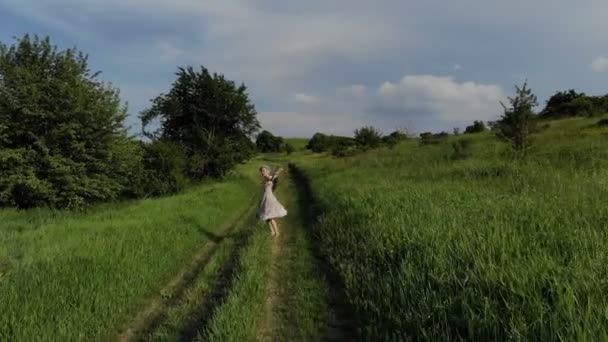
[293,117,608,340]
[0,174,257,340]
[2,117,608,341]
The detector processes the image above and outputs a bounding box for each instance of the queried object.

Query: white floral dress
[257,179,287,221]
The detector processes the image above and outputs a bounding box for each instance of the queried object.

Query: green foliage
[464,120,487,134]
[450,139,472,160]
[306,133,355,153]
[382,130,409,148]
[540,90,607,118]
[597,118,608,127]
[419,131,448,145]
[140,66,260,178]
[497,81,539,154]
[0,35,129,208]
[354,126,382,149]
[256,130,285,153]
[285,143,295,155]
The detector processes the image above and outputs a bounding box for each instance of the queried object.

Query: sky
[1,0,607,137]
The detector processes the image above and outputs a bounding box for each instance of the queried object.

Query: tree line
[0,35,260,208]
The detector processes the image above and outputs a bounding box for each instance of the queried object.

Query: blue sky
[1,0,607,137]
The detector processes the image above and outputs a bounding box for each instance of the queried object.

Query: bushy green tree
[256,130,284,153]
[140,66,259,178]
[354,126,383,149]
[306,133,355,153]
[0,35,130,208]
[464,120,487,134]
[497,81,539,154]
[285,143,295,155]
[382,130,409,148]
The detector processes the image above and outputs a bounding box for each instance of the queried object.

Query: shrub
[451,139,472,160]
[256,130,285,153]
[354,126,383,149]
[464,120,487,134]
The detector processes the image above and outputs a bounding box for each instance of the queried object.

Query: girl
[257,165,287,237]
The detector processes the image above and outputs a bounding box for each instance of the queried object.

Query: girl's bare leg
[267,220,276,236]
[271,219,280,237]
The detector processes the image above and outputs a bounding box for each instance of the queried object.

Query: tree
[140,66,260,178]
[382,130,409,148]
[285,143,295,155]
[0,35,130,208]
[464,120,487,134]
[354,126,383,149]
[496,81,539,154]
[256,130,285,153]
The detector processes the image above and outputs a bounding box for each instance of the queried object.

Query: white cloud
[453,64,462,71]
[375,75,505,122]
[591,57,608,73]
[294,93,320,105]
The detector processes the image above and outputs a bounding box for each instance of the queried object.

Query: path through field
[255,165,354,341]
[117,164,354,341]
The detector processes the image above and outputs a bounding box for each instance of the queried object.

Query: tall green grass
[0,175,257,340]
[294,117,608,340]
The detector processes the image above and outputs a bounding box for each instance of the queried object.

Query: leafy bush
[306,133,355,153]
[540,90,607,118]
[0,35,131,208]
[382,130,409,148]
[354,126,383,149]
[419,132,448,145]
[464,120,487,134]
[256,130,285,153]
[285,143,295,155]
[450,139,472,160]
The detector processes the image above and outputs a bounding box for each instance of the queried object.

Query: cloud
[294,93,320,105]
[1,0,606,137]
[373,75,505,124]
[591,57,608,73]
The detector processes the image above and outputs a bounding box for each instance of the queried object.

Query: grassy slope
[285,138,309,151]
[0,173,257,340]
[294,117,608,340]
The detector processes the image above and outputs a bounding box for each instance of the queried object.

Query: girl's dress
[257,179,287,221]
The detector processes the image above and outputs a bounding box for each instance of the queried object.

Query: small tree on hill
[285,143,295,155]
[464,120,487,134]
[497,81,539,155]
[256,130,284,153]
[354,126,382,149]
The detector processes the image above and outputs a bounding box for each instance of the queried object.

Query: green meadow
[292,116,608,340]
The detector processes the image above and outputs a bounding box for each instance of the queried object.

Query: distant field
[293,117,608,340]
[285,138,309,151]
[0,172,257,340]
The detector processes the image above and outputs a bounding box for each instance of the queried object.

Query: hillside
[291,116,608,340]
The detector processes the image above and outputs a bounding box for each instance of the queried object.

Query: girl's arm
[271,167,284,180]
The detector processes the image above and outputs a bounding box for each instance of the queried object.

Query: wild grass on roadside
[294,117,608,340]
[0,176,257,341]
